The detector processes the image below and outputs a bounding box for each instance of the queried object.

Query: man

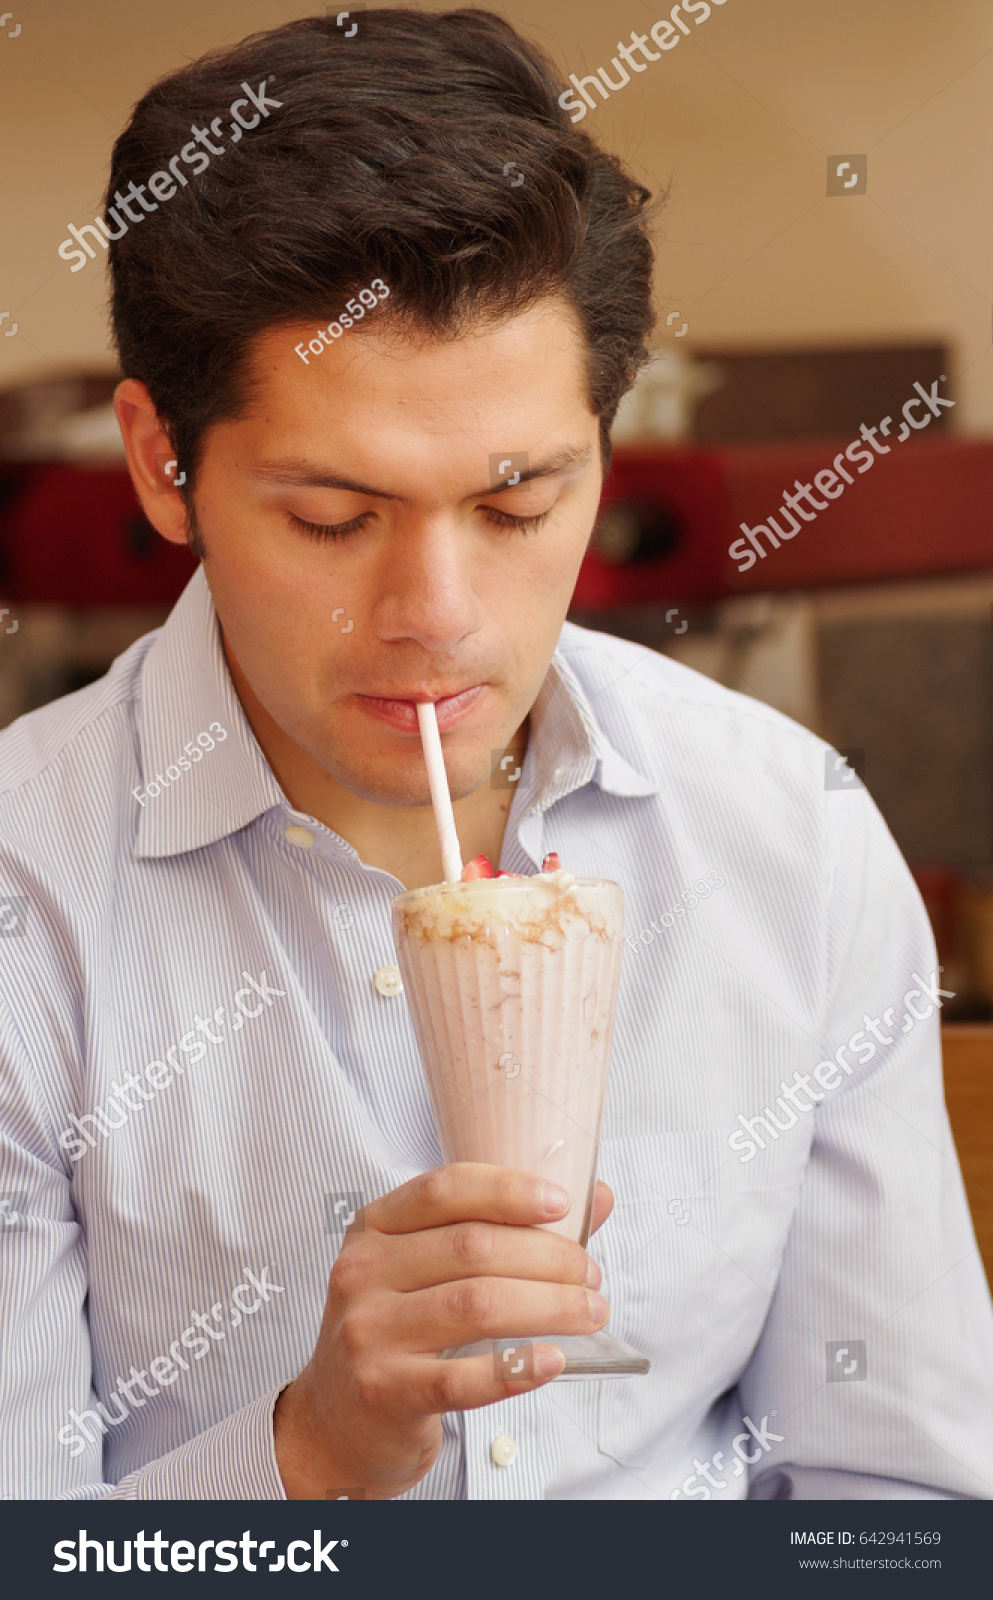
[2,9,991,1502]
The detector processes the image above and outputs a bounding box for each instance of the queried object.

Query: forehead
[244,295,592,419]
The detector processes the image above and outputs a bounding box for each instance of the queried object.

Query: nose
[373,517,484,654]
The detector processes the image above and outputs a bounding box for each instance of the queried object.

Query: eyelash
[289,507,553,542]
[289,511,372,543]
[482,507,552,535]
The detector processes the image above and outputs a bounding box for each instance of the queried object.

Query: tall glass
[392,872,649,1379]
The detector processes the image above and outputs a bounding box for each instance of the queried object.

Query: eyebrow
[248,443,593,500]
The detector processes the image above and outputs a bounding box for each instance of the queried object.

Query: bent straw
[416,701,464,885]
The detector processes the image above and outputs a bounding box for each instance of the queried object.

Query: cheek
[539,511,595,595]
[496,528,589,652]
[203,495,326,630]
[204,541,316,690]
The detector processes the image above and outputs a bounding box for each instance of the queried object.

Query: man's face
[185,296,602,806]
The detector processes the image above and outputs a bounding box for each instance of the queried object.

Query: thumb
[589,1179,614,1235]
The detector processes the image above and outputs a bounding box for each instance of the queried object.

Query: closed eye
[482,506,552,534]
[289,505,553,542]
[289,511,373,542]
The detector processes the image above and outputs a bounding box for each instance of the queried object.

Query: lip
[354,684,486,733]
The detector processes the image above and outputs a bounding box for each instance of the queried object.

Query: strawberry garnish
[462,854,494,881]
[541,852,561,873]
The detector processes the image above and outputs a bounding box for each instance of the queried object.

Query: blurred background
[0,0,991,1272]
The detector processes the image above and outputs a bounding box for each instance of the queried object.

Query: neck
[286,735,527,890]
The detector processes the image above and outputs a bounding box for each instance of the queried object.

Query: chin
[337,749,493,809]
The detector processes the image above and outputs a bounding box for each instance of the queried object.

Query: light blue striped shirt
[1,567,991,1501]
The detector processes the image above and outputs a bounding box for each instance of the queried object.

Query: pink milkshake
[393,858,648,1375]
[392,867,624,1248]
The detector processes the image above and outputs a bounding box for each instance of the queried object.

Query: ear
[113,378,191,547]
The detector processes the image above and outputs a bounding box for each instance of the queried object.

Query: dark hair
[107,8,659,506]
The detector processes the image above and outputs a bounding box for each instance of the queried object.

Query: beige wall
[2,0,993,426]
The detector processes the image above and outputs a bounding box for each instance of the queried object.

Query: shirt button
[284,825,315,849]
[491,1434,517,1468]
[553,765,565,780]
[373,965,404,998]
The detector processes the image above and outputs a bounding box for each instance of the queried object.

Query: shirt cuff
[107,1386,288,1500]
[751,1466,967,1501]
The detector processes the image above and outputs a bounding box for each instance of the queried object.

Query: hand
[274,1165,614,1500]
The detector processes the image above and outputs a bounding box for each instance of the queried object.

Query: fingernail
[539,1182,570,1216]
[587,1290,609,1325]
[535,1347,565,1379]
[585,1256,602,1290]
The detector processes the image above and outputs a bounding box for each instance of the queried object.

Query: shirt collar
[134,568,284,859]
[133,568,657,860]
[521,645,660,814]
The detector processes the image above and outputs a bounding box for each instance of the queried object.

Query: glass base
[441,1330,650,1380]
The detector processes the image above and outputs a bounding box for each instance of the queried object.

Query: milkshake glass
[392,868,649,1379]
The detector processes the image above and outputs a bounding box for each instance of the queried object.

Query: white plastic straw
[416,701,464,885]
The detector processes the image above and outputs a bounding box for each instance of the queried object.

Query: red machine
[576,434,993,607]
[0,464,196,607]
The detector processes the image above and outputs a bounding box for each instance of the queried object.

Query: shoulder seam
[0,645,149,800]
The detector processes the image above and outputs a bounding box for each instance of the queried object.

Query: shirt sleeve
[736,783,993,1500]
[0,1000,288,1501]
[750,1465,970,1500]
[101,1388,288,1500]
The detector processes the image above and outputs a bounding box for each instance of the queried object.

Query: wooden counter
[942,1025,993,1287]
